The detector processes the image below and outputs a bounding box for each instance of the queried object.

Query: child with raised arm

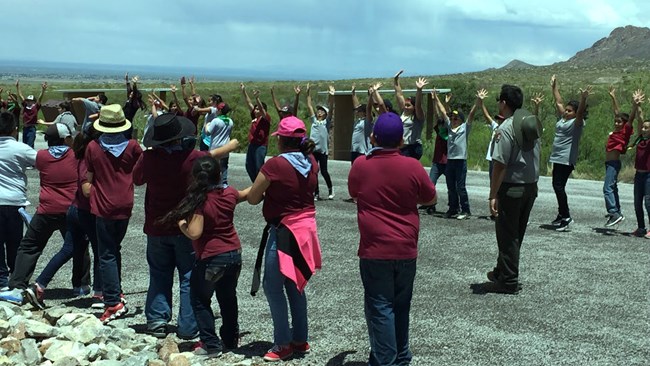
[350,84,373,163]
[159,156,249,358]
[306,84,335,200]
[432,87,473,219]
[479,89,505,179]
[549,75,591,232]
[241,84,271,182]
[422,90,449,214]
[202,101,234,186]
[394,70,426,160]
[603,87,636,227]
[629,92,650,238]
[16,80,47,148]
[271,85,300,120]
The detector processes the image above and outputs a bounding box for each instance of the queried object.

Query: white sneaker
[328,193,335,200]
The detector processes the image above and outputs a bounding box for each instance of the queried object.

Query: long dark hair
[73,127,100,160]
[567,100,589,120]
[158,156,222,228]
[279,136,316,156]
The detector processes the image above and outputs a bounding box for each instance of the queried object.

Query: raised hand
[15,80,19,88]
[551,74,557,88]
[351,84,356,94]
[41,82,48,90]
[132,75,139,83]
[394,69,404,81]
[476,88,488,100]
[170,85,177,93]
[531,92,545,106]
[306,83,311,95]
[444,93,453,104]
[371,82,382,91]
[253,89,260,98]
[240,83,245,91]
[579,85,593,98]
[328,85,335,95]
[633,89,645,105]
[125,72,129,81]
[608,86,616,98]
[294,85,301,94]
[415,77,428,89]
[189,76,195,84]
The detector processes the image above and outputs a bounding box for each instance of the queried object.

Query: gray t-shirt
[401,113,424,145]
[491,116,540,184]
[81,99,102,133]
[310,115,330,154]
[207,116,234,150]
[351,118,371,154]
[53,111,78,133]
[549,118,584,166]
[485,121,499,161]
[446,116,471,160]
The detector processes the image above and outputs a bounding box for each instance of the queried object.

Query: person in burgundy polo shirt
[348,112,436,366]
[16,80,47,148]
[241,84,271,182]
[84,104,143,324]
[0,123,77,307]
[133,113,239,339]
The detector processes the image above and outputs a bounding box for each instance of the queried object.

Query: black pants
[0,206,24,288]
[9,213,66,290]
[312,151,332,196]
[494,183,537,286]
[552,163,574,218]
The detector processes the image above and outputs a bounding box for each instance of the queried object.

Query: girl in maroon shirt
[160,156,249,357]
[631,91,650,238]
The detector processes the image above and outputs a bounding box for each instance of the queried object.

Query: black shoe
[486,271,498,282]
[444,211,459,219]
[425,206,437,215]
[551,215,563,226]
[555,217,573,232]
[146,323,168,338]
[24,283,46,310]
[605,213,624,227]
[418,205,432,210]
[482,281,521,295]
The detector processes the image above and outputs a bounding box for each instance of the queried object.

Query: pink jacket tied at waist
[277,208,321,292]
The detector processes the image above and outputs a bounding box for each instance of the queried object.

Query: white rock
[43,340,87,363]
[25,319,57,338]
[19,338,41,365]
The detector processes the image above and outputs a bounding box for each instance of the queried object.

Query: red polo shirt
[193,186,241,259]
[248,113,271,146]
[35,149,77,214]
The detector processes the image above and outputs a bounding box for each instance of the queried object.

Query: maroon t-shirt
[433,125,448,164]
[85,140,143,219]
[260,154,318,222]
[35,149,78,214]
[248,113,271,146]
[21,101,41,127]
[2,101,21,124]
[348,149,436,260]
[184,108,200,131]
[193,186,241,260]
[73,159,91,211]
[636,139,650,171]
[133,149,209,236]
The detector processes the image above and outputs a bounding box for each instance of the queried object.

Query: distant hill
[563,25,650,66]
[500,59,536,70]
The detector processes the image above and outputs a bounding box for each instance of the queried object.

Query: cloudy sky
[6,0,650,79]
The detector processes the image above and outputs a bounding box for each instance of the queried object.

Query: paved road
[22,133,650,365]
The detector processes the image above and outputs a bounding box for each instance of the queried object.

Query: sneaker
[24,283,46,310]
[313,194,320,202]
[644,232,650,240]
[555,217,573,232]
[605,213,624,227]
[263,344,294,362]
[632,228,647,237]
[444,211,459,219]
[192,341,222,358]
[146,323,168,338]
[456,212,471,220]
[0,288,24,305]
[551,215,563,226]
[72,285,91,298]
[91,293,126,309]
[99,302,128,324]
[291,341,310,354]
[0,286,9,292]
[327,193,335,200]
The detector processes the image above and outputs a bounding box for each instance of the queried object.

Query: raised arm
[551,74,565,117]
[467,89,486,125]
[481,98,495,125]
[152,92,169,111]
[443,93,453,113]
[37,82,47,105]
[15,80,24,103]
[148,95,158,116]
[414,77,427,121]
[189,76,197,96]
[432,88,448,117]
[574,85,592,128]
[351,84,360,109]
[608,86,620,116]
[209,139,240,159]
[629,89,643,125]
[394,69,405,111]
[253,89,268,117]
[125,73,132,97]
[370,82,387,114]
[306,83,315,117]
[170,85,181,110]
[531,93,544,117]
[270,86,282,116]
[240,83,255,112]
[327,85,335,117]
[180,77,191,108]
[293,85,301,116]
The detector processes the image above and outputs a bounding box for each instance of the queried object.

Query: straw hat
[93,104,132,133]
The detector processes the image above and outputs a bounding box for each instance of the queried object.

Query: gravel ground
[21,134,650,365]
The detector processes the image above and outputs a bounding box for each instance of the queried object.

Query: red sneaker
[292,341,310,354]
[99,302,128,324]
[263,344,293,362]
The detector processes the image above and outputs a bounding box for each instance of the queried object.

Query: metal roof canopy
[315,88,451,161]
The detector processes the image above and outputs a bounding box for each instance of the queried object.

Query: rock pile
[0,302,258,366]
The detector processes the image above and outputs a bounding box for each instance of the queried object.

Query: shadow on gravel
[326,350,367,366]
[538,224,558,230]
[231,340,273,358]
[592,227,624,236]
[470,283,489,295]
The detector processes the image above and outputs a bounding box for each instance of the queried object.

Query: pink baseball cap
[272,116,306,138]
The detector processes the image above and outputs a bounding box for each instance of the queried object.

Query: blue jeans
[22,126,36,148]
[360,258,417,366]
[263,225,308,345]
[145,235,197,337]
[36,206,92,289]
[246,144,267,182]
[446,159,470,214]
[633,172,650,230]
[95,217,128,306]
[0,206,24,288]
[191,250,242,351]
[603,160,622,215]
[429,162,446,185]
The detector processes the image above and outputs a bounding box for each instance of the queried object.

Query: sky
[6,0,650,80]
